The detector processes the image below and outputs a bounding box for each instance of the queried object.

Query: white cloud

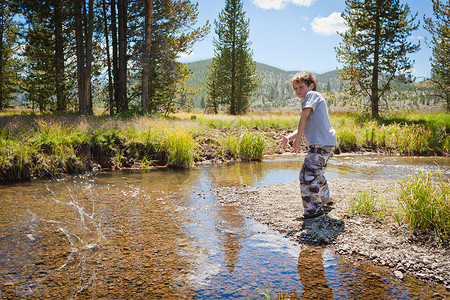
[252,0,315,10]
[311,12,347,36]
[178,51,193,60]
[177,50,198,63]
[291,0,315,6]
[252,0,286,10]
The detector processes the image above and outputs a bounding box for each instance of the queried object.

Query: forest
[1,0,447,116]
[184,59,443,113]
[0,0,209,115]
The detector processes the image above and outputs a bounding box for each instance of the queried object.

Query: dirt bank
[213,178,450,289]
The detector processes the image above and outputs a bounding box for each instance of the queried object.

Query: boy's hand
[276,134,290,150]
[293,137,301,153]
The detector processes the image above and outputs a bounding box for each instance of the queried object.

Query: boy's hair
[291,71,317,91]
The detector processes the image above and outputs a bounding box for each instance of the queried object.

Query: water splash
[27,180,108,298]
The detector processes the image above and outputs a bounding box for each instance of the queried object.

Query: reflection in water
[341,261,393,299]
[1,155,449,298]
[217,204,245,273]
[297,247,333,299]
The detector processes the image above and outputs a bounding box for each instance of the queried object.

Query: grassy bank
[347,171,449,243]
[333,112,449,155]
[0,111,448,182]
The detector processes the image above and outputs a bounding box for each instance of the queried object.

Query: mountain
[183,59,341,109]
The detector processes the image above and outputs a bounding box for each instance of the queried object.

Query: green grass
[239,131,266,161]
[0,111,448,182]
[397,172,449,241]
[346,187,389,221]
[190,111,450,155]
[346,171,449,243]
[189,112,299,130]
[347,187,378,217]
[165,130,195,167]
[331,112,450,155]
[218,131,266,161]
[220,134,240,158]
[0,115,201,181]
[259,288,284,300]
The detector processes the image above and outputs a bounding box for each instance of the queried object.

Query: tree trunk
[74,0,86,114]
[117,0,127,113]
[141,0,153,112]
[102,0,114,115]
[75,0,93,115]
[0,4,4,111]
[230,16,237,115]
[54,0,66,112]
[371,0,381,118]
[84,0,94,114]
[111,0,119,113]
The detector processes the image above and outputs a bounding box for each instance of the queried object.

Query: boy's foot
[323,199,335,207]
[295,209,324,221]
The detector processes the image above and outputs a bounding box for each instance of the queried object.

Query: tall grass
[0,111,448,182]
[165,130,195,167]
[239,131,266,161]
[331,112,450,154]
[219,131,266,161]
[346,187,388,221]
[0,115,201,181]
[220,134,240,158]
[108,117,197,168]
[347,171,449,242]
[397,172,449,240]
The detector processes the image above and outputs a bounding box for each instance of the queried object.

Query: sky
[178,0,435,80]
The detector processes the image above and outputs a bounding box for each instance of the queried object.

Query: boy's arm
[293,107,312,153]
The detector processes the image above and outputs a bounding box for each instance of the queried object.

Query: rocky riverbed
[213,178,450,290]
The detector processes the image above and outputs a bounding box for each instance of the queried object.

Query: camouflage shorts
[299,145,335,215]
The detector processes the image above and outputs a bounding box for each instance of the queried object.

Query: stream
[0,154,449,299]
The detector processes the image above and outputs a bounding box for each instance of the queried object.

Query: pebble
[394,271,404,280]
[214,178,450,286]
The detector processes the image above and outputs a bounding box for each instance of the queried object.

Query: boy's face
[293,82,314,99]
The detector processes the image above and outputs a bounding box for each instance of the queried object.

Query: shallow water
[0,155,448,299]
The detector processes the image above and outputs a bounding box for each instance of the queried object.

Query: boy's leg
[319,173,333,206]
[299,146,334,216]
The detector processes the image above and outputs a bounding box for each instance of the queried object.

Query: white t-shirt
[302,91,337,147]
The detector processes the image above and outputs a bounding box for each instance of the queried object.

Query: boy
[277,71,337,220]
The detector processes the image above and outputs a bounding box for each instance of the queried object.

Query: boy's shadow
[286,209,345,246]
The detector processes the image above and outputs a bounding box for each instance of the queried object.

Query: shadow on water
[0,155,449,298]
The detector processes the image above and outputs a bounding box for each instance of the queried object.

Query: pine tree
[205,58,220,114]
[140,0,153,113]
[16,0,72,112]
[135,0,209,114]
[336,0,420,118]
[208,0,259,115]
[0,0,21,110]
[74,0,95,115]
[22,20,55,111]
[424,0,449,112]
